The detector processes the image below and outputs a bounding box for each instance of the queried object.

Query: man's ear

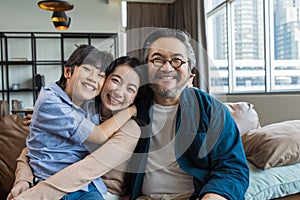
[64,67,72,78]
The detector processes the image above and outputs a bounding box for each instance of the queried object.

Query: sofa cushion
[242,120,300,170]
[245,161,300,199]
[0,115,29,196]
[225,102,261,136]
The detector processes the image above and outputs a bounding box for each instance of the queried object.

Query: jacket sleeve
[199,102,249,200]
[15,120,141,200]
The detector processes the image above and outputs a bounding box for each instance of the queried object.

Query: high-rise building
[274,0,300,59]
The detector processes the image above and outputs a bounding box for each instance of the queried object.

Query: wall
[225,94,300,126]
[0,0,122,33]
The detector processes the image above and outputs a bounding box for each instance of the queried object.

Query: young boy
[25,45,136,200]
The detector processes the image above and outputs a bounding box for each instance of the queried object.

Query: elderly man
[128,28,249,200]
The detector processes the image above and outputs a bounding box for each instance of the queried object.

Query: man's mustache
[152,71,181,84]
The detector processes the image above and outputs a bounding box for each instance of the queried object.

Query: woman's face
[101,64,140,112]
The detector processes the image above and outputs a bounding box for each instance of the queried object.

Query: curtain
[196,0,209,91]
[127,0,208,91]
[126,3,171,60]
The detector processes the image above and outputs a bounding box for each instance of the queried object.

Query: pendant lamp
[53,16,71,30]
[51,11,68,22]
[38,0,74,12]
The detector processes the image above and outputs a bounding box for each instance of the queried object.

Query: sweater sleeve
[86,106,136,145]
[13,148,34,186]
[15,120,140,200]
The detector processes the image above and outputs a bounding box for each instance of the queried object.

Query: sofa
[225,102,300,200]
[0,114,29,200]
[0,102,300,200]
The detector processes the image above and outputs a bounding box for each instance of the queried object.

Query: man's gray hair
[142,28,196,69]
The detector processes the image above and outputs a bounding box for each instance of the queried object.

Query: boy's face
[65,64,106,105]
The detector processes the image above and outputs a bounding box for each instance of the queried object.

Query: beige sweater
[14,119,140,200]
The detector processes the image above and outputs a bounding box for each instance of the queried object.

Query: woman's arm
[14,119,140,200]
[7,148,33,200]
[86,105,137,144]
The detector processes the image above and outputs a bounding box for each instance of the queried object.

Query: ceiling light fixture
[51,11,67,22]
[38,0,74,12]
[53,16,71,30]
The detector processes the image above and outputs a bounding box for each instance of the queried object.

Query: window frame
[206,0,300,94]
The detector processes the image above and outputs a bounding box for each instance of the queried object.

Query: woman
[8,56,145,200]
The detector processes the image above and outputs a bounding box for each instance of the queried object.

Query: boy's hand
[22,114,32,126]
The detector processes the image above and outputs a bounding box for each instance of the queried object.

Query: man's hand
[6,181,30,200]
[201,193,227,200]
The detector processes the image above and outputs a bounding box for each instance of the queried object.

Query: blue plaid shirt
[26,82,107,194]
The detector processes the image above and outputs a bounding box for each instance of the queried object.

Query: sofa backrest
[0,115,29,198]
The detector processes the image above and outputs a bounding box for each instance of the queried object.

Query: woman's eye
[112,78,120,84]
[128,88,136,93]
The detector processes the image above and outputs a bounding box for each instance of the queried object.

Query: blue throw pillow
[245,161,300,199]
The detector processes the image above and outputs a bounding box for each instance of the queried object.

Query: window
[206,0,300,93]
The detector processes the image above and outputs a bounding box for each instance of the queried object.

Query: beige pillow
[242,120,300,170]
[225,102,261,136]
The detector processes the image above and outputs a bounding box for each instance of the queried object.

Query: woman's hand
[6,181,30,200]
[129,104,137,117]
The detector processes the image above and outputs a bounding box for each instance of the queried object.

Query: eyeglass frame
[148,57,188,69]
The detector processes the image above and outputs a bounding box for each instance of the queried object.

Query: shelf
[4,61,33,65]
[61,33,116,38]
[35,60,63,65]
[1,31,118,110]
[11,109,34,115]
[1,88,34,92]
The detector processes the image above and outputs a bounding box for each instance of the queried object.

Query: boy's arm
[86,105,136,144]
[7,148,33,200]
[14,119,141,200]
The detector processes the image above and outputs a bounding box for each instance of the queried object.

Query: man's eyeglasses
[148,57,187,69]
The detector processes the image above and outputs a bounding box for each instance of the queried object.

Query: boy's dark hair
[57,44,114,89]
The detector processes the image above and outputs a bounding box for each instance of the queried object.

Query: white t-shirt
[142,103,193,197]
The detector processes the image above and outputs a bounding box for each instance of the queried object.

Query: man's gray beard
[150,80,188,98]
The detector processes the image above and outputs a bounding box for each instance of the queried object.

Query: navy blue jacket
[128,87,249,200]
